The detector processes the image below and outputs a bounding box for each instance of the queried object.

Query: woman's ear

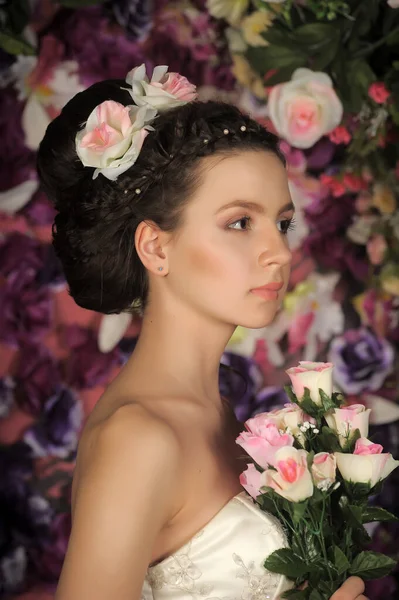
[135,220,170,275]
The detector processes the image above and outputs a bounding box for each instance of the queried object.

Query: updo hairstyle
[37,79,284,314]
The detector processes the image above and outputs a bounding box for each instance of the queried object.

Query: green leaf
[292,501,308,525]
[246,45,306,78]
[319,389,335,413]
[258,493,279,517]
[344,481,372,501]
[264,548,310,579]
[2,0,31,34]
[361,507,399,523]
[350,551,397,580]
[284,385,300,406]
[341,428,361,454]
[309,589,324,600]
[317,426,341,452]
[282,589,308,600]
[333,546,351,575]
[0,30,36,56]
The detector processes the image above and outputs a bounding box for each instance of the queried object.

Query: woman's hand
[330,577,368,600]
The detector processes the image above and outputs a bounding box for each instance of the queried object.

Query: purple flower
[104,0,153,41]
[0,232,43,277]
[65,325,121,389]
[304,195,369,281]
[36,512,71,581]
[0,442,53,594]
[0,88,35,191]
[36,244,66,290]
[328,328,395,394]
[51,7,145,86]
[23,188,56,225]
[252,386,288,416]
[0,269,52,346]
[219,352,263,422]
[24,386,83,458]
[0,376,15,418]
[15,342,61,415]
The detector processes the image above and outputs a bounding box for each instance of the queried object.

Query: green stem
[354,26,399,59]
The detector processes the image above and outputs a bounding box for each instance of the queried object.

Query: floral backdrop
[0,0,399,598]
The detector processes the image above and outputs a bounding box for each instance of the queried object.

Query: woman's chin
[237,310,279,330]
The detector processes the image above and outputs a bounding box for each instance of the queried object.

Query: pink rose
[240,463,262,499]
[262,447,314,502]
[270,404,316,444]
[75,100,156,181]
[236,415,294,469]
[335,438,399,487]
[126,64,197,110]
[328,126,351,145]
[354,438,383,456]
[325,404,371,447]
[311,452,336,490]
[367,235,388,266]
[368,82,390,104]
[286,361,333,406]
[268,68,343,149]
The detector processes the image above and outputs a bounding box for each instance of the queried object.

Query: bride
[37,65,369,600]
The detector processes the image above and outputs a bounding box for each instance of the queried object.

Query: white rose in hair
[75,100,156,181]
[126,64,197,111]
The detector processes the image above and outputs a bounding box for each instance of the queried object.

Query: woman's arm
[55,403,182,600]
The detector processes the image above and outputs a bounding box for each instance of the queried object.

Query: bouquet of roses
[236,361,399,600]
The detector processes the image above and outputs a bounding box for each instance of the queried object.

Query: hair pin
[223,129,229,135]
[135,188,141,194]
[240,125,247,132]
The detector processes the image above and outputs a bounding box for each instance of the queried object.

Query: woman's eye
[228,216,251,231]
[277,217,296,235]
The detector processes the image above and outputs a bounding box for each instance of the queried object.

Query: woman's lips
[250,282,283,301]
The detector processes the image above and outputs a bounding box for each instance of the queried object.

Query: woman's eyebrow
[215,200,295,215]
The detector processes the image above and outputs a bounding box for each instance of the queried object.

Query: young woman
[37,66,369,600]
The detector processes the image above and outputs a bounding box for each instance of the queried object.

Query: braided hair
[37,79,284,314]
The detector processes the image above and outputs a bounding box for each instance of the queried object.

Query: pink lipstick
[251,281,283,300]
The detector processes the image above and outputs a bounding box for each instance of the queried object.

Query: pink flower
[367,235,387,266]
[126,63,197,110]
[262,447,314,502]
[240,463,262,499]
[320,174,346,197]
[286,361,333,406]
[343,173,368,193]
[328,125,351,145]
[354,438,383,456]
[268,68,343,149]
[311,452,336,490]
[269,404,316,444]
[368,82,390,104]
[325,404,371,447]
[75,100,156,181]
[236,415,294,469]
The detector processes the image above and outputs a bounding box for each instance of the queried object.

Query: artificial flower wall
[0,1,398,598]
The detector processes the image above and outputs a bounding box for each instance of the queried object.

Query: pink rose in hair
[126,64,197,110]
[368,82,390,104]
[75,100,156,181]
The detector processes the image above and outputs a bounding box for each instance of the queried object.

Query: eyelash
[228,216,296,235]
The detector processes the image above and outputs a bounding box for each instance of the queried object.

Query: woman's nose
[257,227,292,269]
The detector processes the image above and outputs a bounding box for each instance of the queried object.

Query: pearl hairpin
[240,125,247,132]
[223,129,229,135]
[135,188,141,194]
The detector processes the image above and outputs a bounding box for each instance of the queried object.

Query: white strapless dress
[141,491,291,600]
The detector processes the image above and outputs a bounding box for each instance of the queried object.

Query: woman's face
[164,150,294,329]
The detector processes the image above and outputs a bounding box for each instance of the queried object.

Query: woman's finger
[330,576,365,599]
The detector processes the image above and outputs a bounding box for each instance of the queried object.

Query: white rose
[335,438,399,487]
[325,404,371,447]
[268,68,343,149]
[261,446,314,502]
[286,361,333,406]
[311,452,337,490]
[75,100,156,181]
[126,64,197,111]
[271,404,316,445]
